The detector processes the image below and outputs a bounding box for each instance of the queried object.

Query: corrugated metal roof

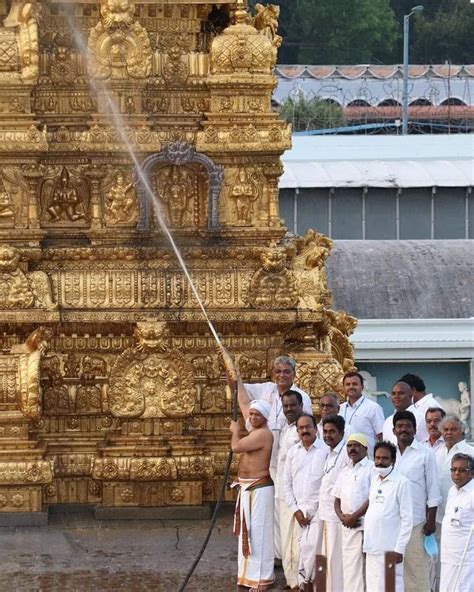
[280,135,474,188]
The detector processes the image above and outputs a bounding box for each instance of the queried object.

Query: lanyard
[343,396,366,424]
[324,444,343,474]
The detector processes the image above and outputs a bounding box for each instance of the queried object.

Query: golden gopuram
[0,0,355,523]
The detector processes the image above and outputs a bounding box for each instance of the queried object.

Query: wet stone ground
[0,505,287,591]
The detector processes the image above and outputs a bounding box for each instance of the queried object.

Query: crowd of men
[227,355,474,592]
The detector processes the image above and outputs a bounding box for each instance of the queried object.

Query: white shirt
[339,396,385,450]
[318,438,352,522]
[396,439,442,526]
[284,439,328,518]
[274,422,300,500]
[422,435,445,456]
[363,468,413,555]
[436,439,474,522]
[441,479,474,565]
[382,405,425,444]
[244,382,312,431]
[412,394,444,442]
[333,456,373,529]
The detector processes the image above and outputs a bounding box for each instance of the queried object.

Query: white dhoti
[440,563,474,592]
[366,553,404,592]
[274,500,281,560]
[404,523,430,592]
[297,515,322,586]
[321,519,343,591]
[234,476,275,589]
[341,526,365,592]
[279,498,299,589]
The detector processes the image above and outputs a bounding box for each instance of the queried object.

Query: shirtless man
[228,366,275,591]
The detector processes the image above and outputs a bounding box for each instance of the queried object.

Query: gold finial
[234,0,248,25]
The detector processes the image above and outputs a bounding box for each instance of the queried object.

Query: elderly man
[230,398,274,591]
[333,433,373,592]
[400,374,444,442]
[436,415,474,524]
[440,453,474,592]
[393,410,441,592]
[275,390,304,590]
[364,441,413,592]
[239,355,312,561]
[317,392,356,442]
[382,381,423,444]
[283,413,327,590]
[319,415,352,591]
[339,372,384,452]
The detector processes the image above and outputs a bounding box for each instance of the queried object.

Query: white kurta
[339,396,385,451]
[436,439,474,523]
[318,439,352,591]
[284,439,328,585]
[364,469,413,592]
[440,479,474,592]
[332,456,373,592]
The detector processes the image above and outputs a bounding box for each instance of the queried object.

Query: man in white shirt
[436,415,474,524]
[319,415,352,592]
[276,390,304,590]
[364,441,413,592]
[393,410,442,592]
[238,355,312,561]
[440,452,474,592]
[284,413,327,590]
[400,373,444,442]
[339,371,384,452]
[333,432,373,592]
[423,407,446,456]
[382,381,424,444]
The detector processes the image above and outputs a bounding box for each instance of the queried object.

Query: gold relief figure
[252,3,283,55]
[0,245,34,308]
[247,248,298,309]
[104,170,137,225]
[42,167,89,224]
[101,0,135,29]
[50,34,76,83]
[0,178,15,224]
[158,165,193,228]
[231,167,259,226]
[4,1,41,83]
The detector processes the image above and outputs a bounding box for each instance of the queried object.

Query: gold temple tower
[0,0,355,522]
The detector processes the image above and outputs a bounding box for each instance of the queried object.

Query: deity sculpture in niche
[104,170,138,225]
[41,167,90,225]
[0,178,15,224]
[156,165,197,228]
[231,167,259,226]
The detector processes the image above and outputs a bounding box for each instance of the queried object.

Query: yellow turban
[346,433,368,448]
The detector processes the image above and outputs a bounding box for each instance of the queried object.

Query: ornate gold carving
[103,169,138,225]
[230,167,259,226]
[247,247,298,309]
[88,0,152,80]
[4,0,41,83]
[40,167,90,225]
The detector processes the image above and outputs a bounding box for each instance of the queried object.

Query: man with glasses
[440,453,474,592]
[316,392,355,443]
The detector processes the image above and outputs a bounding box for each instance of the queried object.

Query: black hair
[282,389,303,405]
[399,373,425,392]
[322,414,345,434]
[374,441,397,463]
[393,410,417,430]
[343,371,364,386]
[425,407,446,419]
[296,413,317,428]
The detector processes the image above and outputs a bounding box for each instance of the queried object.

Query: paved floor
[0,505,287,591]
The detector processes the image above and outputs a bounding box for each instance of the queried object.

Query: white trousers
[341,526,365,592]
[274,499,281,560]
[366,553,404,592]
[279,499,299,588]
[440,562,474,592]
[321,519,343,592]
[297,516,322,585]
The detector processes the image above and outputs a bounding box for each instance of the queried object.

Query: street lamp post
[402,5,424,135]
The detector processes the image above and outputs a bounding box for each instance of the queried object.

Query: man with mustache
[319,415,352,591]
[400,374,444,443]
[440,452,474,592]
[393,410,441,592]
[364,441,413,592]
[283,413,327,590]
[275,390,304,589]
[316,392,356,443]
[339,372,384,452]
[230,398,275,591]
[333,433,373,592]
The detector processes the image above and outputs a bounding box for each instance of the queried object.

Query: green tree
[279,92,346,131]
[276,0,399,64]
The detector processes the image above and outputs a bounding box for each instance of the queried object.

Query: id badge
[375,494,385,503]
[450,518,461,527]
